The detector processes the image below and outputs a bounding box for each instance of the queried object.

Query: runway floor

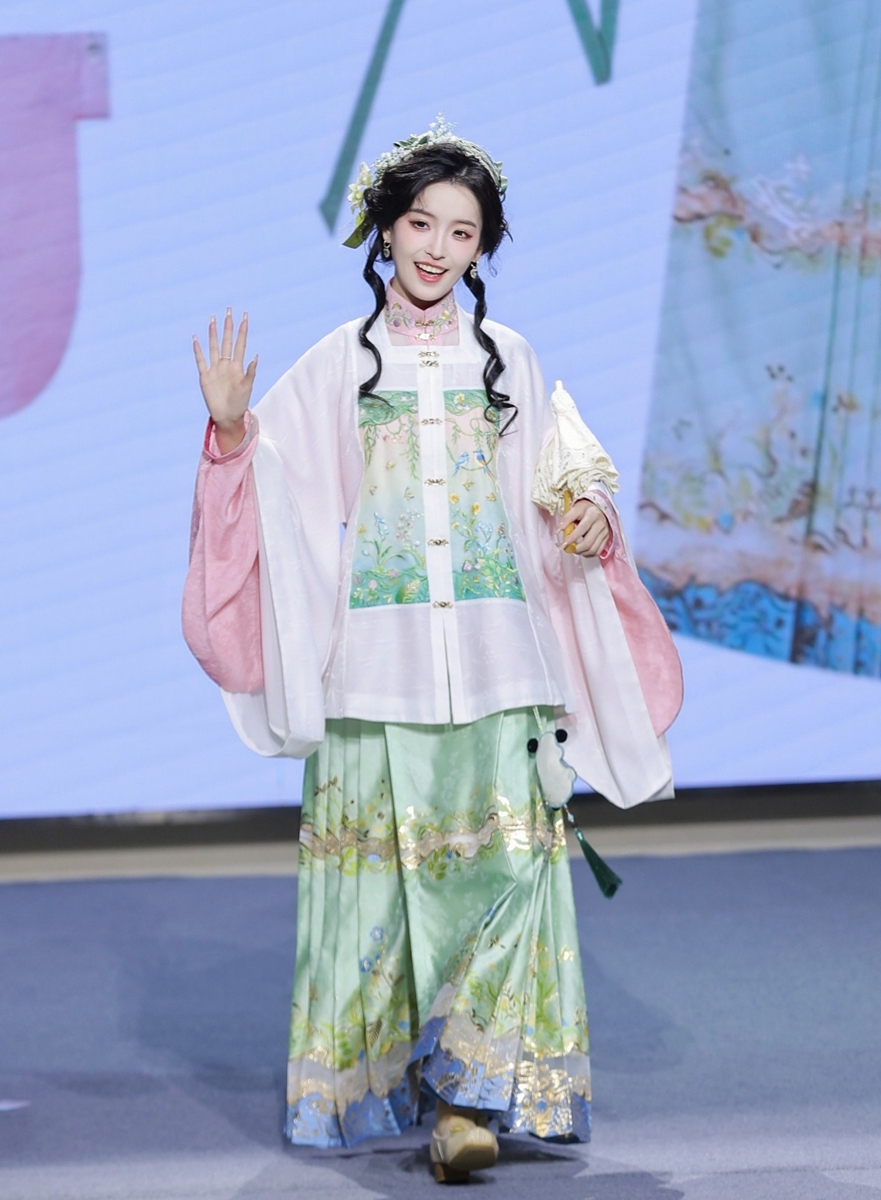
[1,846,880,1199]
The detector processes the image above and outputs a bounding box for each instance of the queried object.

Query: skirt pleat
[285,708,591,1147]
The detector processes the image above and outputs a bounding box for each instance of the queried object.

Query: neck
[389,275,449,311]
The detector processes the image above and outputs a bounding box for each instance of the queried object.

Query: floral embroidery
[290,928,416,1075]
[445,390,525,602]
[385,292,459,342]
[349,388,525,609]
[351,391,428,608]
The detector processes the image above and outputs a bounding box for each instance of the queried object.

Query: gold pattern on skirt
[287,1039,415,1111]
[286,710,590,1148]
[300,790,565,874]
[509,1055,592,1140]
[299,821,397,865]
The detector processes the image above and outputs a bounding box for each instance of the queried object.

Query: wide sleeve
[497,332,682,808]
[582,484,683,737]
[182,412,263,694]
[216,323,363,760]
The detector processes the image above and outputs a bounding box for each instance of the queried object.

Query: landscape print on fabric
[350,388,524,609]
[636,0,881,677]
[445,389,524,603]
[351,390,429,608]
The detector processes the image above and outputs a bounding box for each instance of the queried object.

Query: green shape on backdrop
[565,0,620,85]
[319,0,621,234]
[318,0,407,233]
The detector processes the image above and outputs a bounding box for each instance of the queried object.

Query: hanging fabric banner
[637,0,881,677]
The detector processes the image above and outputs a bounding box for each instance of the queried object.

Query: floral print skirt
[285,707,591,1148]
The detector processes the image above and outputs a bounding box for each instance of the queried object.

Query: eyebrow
[409,206,478,229]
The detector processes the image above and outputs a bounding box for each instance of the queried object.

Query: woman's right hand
[193,308,258,453]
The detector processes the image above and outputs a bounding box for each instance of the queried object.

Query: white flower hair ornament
[343,114,507,249]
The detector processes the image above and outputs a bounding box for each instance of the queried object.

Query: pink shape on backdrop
[0,34,109,419]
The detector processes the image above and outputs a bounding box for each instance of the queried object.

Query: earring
[382,239,392,261]
[469,261,479,280]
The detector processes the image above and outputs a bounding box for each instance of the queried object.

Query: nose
[425,233,445,260]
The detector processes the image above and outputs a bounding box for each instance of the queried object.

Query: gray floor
[1,850,880,1198]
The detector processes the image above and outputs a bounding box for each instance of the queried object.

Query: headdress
[343,115,507,248]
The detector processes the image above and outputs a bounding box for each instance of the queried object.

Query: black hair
[356,143,515,430]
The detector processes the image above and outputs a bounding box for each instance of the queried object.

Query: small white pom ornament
[534,731,577,809]
[530,722,623,899]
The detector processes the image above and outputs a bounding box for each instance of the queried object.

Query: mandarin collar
[384,282,458,343]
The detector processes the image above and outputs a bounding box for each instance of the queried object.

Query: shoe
[430,1101,498,1183]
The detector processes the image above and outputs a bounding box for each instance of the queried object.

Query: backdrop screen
[2,0,880,818]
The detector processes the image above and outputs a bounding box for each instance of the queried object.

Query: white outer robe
[214,312,681,809]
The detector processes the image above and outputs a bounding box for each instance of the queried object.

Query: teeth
[417,264,444,275]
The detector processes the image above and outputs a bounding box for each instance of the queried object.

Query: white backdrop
[3,0,873,820]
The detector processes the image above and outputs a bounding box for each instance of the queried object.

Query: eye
[453,229,473,239]
[410,219,429,229]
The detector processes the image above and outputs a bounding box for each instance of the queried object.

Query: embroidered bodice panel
[350,388,525,609]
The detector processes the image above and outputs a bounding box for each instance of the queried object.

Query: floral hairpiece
[343,114,507,249]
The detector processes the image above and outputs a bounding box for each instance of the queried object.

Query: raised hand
[193,308,257,453]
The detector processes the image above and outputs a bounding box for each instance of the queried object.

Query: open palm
[193,308,257,434]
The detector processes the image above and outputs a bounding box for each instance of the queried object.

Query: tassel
[563,805,622,898]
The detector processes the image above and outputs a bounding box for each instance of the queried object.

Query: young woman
[183,119,682,1182]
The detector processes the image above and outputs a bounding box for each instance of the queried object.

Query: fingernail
[226,306,232,316]
[243,311,249,318]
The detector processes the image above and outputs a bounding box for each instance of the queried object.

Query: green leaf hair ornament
[342,114,508,249]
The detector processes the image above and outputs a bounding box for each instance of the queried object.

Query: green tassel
[564,805,622,898]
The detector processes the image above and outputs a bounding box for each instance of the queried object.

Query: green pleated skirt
[285,707,591,1148]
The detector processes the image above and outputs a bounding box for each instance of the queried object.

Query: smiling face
[383,180,483,309]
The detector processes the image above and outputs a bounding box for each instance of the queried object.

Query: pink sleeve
[182,414,264,693]
[586,490,683,736]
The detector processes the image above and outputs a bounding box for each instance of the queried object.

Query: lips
[415,262,447,284]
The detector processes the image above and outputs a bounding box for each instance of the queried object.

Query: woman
[183,118,682,1182]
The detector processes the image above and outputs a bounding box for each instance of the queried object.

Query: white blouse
[198,310,679,808]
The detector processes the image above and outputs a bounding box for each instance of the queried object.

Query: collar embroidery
[384,286,459,343]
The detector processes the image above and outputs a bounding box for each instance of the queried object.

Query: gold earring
[382,239,392,261]
[469,261,479,279]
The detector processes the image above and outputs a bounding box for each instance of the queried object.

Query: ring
[220,356,232,360]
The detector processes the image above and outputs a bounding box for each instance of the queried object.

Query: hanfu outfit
[183,286,682,1148]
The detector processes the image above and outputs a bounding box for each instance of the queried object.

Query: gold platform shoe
[429,1100,499,1183]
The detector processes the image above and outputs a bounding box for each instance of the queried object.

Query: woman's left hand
[559,498,611,557]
